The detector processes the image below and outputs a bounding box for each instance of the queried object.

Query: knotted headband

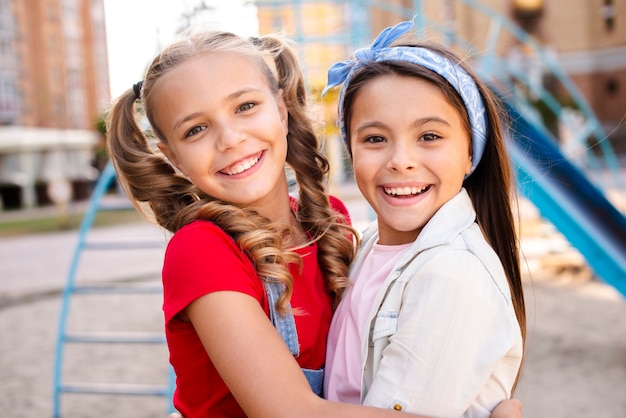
[323,20,487,175]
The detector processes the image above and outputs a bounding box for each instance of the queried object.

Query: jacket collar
[359,188,476,269]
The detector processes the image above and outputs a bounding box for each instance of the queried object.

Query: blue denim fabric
[264,280,324,396]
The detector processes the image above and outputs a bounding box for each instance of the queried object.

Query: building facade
[0,0,110,209]
[422,0,626,150]
[536,0,625,146]
[255,0,625,178]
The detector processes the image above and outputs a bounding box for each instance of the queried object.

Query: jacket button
[393,404,402,411]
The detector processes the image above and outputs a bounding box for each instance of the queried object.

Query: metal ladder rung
[83,242,164,250]
[73,285,162,294]
[64,332,166,344]
[97,203,135,212]
[60,382,171,397]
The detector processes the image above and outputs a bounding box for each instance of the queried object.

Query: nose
[215,122,246,151]
[386,141,417,172]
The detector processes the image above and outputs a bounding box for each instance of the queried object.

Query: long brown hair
[340,42,526,387]
[106,30,355,313]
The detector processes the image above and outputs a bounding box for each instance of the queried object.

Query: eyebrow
[171,87,262,132]
[353,120,386,135]
[172,112,202,133]
[353,116,451,134]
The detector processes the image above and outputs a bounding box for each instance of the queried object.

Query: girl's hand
[492,399,523,418]
[167,414,182,418]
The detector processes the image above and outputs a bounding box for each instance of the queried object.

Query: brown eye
[420,133,440,142]
[364,135,385,143]
[237,102,255,112]
[185,125,206,138]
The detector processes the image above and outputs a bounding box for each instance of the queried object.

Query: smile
[222,154,261,175]
[384,185,431,197]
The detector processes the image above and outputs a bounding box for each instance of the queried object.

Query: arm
[167,398,522,418]
[167,399,523,418]
[167,288,524,418]
[187,290,426,418]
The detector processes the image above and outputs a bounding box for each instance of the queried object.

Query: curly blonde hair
[106,31,355,313]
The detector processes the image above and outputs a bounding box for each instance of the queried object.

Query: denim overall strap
[263,280,324,396]
[264,280,300,355]
[303,367,324,396]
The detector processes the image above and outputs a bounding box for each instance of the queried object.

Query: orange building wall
[11,0,109,130]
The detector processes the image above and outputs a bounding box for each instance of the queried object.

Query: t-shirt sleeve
[162,221,265,323]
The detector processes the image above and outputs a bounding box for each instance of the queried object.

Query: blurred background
[1,0,625,212]
[0,0,625,417]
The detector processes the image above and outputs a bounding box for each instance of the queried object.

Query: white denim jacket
[357,189,523,417]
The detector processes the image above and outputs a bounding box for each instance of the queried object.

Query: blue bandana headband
[323,20,488,175]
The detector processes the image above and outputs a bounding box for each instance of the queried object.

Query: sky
[103,0,259,98]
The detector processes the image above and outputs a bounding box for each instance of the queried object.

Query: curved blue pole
[52,162,117,417]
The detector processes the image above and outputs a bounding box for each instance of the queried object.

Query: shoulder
[290,194,352,224]
[403,240,512,308]
[328,195,348,216]
[171,219,231,242]
[168,220,239,252]
[162,220,263,321]
[165,220,251,270]
[329,195,352,225]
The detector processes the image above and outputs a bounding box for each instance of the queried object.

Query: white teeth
[384,186,428,196]
[224,156,260,175]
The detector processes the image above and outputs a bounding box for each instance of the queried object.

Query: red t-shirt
[162,197,350,417]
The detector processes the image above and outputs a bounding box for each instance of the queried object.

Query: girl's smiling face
[153,51,290,217]
[349,73,472,245]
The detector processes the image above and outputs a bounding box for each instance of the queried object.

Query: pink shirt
[324,241,411,403]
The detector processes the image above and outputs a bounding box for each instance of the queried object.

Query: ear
[157,142,186,175]
[465,155,473,176]
[465,140,474,175]
[276,89,289,135]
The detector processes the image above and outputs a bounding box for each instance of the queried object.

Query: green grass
[0,209,145,237]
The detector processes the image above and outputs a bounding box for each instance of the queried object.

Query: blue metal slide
[502,98,626,296]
